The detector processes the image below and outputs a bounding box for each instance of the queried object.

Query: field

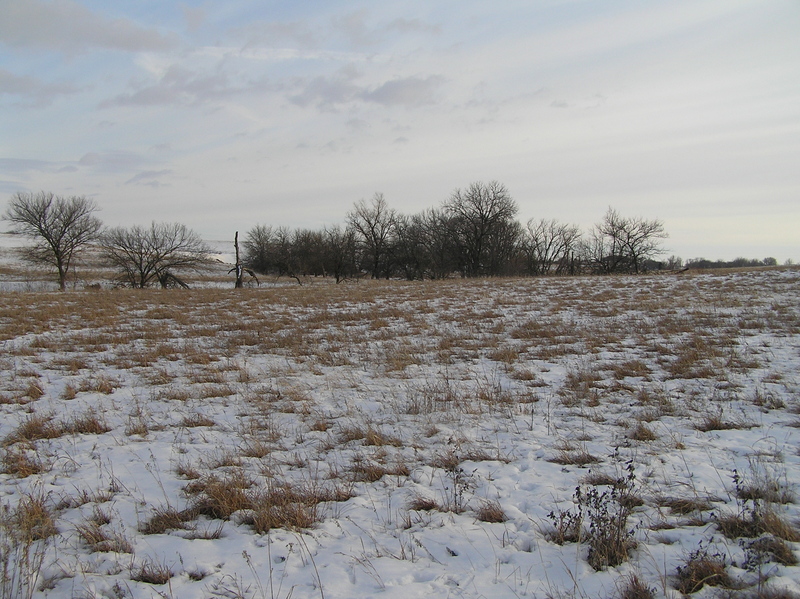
[1,268,799,599]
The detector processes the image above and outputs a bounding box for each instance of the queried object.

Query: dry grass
[615,574,656,599]
[0,269,798,596]
[1,446,46,477]
[658,497,714,515]
[548,449,602,466]
[675,546,732,594]
[0,490,58,599]
[476,499,507,523]
[697,409,753,432]
[628,422,658,442]
[130,556,173,585]
[407,494,439,512]
[3,413,64,445]
[716,506,800,542]
[66,409,111,435]
[180,413,216,428]
[75,518,133,554]
[744,535,798,566]
[139,505,195,534]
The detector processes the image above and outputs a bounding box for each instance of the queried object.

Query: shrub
[547,462,639,570]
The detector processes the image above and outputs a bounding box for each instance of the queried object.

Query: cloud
[182,5,205,33]
[101,64,273,107]
[0,68,78,106]
[126,169,173,187]
[78,151,148,173]
[290,71,361,108]
[290,69,445,109]
[361,75,445,106]
[0,0,174,54]
[332,9,375,48]
[234,20,318,51]
[0,180,25,195]
[0,157,61,174]
[385,18,441,35]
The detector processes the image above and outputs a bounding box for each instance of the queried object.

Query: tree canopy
[2,191,102,290]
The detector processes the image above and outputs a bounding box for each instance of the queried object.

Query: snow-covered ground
[1,268,799,599]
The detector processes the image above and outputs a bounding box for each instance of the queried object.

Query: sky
[1,0,798,262]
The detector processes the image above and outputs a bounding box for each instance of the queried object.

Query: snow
[1,268,799,599]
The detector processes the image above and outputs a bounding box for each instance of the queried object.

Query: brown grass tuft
[408,494,439,511]
[675,546,731,594]
[1,446,46,477]
[476,499,507,523]
[658,497,714,515]
[139,505,195,534]
[130,556,173,585]
[615,574,656,599]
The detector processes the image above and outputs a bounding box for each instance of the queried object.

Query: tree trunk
[234,231,243,289]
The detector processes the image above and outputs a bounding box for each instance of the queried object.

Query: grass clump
[628,422,658,442]
[1,446,46,478]
[139,505,195,535]
[615,574,655,599]
[0,491,58,599]
[548,449,602,467]
[407,494,439,512]
[130,556,173,585]
[675,544,731,594]
[716,471,800,542]
[660,497,713,515]
[3,413,64,446]
[476,499,507,523]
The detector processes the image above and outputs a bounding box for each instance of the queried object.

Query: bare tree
[242,224,275,274]
[587,208,668,274]
[322,225,358,283]
[230,231,259,288]
[102,222,211,288]
[2,191,102,290]
[443,181,519,277]
[417,208,459,279]
[346,193,397,278]
[525,218,582,275]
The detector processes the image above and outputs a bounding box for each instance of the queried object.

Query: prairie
[1,268,799,599]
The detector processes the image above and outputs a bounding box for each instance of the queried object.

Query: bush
[547,462,639,570]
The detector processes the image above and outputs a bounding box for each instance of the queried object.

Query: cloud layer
[0,0,798,260]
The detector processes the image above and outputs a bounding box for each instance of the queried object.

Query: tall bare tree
[102,222,211,288]
[242,224,275,274]
[587,208,667,274]
[443,181,519,277]
[525,218,582,275]
[346,193,397,278]
[322,225,358,283]
[2,191,102,291]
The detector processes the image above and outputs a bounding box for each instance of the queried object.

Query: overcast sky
[1,0,798,261]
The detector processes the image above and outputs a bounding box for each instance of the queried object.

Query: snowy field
[1,268,799,599]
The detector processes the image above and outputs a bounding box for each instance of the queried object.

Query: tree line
[2,184,685,290]
[240,182,671,283]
